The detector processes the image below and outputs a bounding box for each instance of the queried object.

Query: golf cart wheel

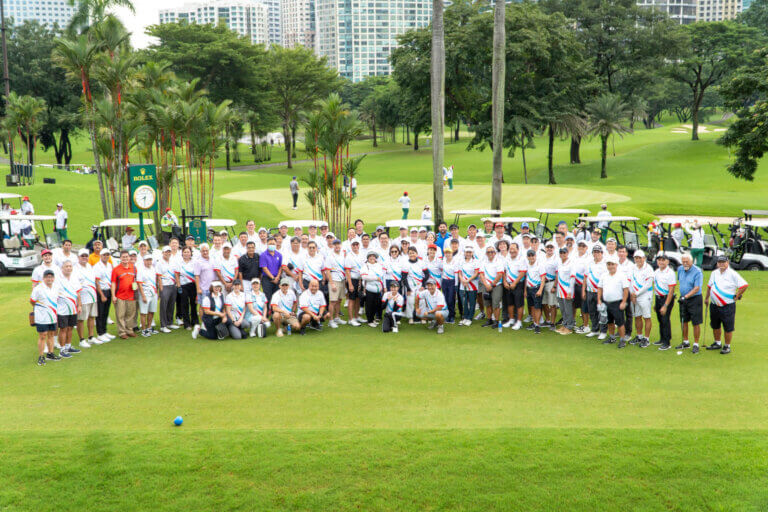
[746,263,763,271]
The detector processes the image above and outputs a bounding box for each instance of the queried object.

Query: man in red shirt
[111,250,138,339]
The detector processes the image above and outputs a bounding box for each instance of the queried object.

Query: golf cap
[326,232,335,239]
[222,242,232,249]
[486,246,497,252]
[428,243,438,250]
[143,253,153,260]
[308,222,317,228]
[545,242,555,248]
[22,196,29,200]
[367,251,379,259]
[425,278,437,285]
[656,253,669,260]
[100,248,111,255]
[78,248,89,256]
[565,234,575,241]
[592,245,603,253]
[468,223,477,229]
[138,240,149,247]
[128,250,138,256]
[351,239,360,245]
[410,227,418,233]
[399,226,408,231]
[577,240,588,246]
[43,270,55,277]
[605,255,619,264]
[449,224,459,230]
[521,222,529,228]
[185,235,195,241]
[526,250,536,257]
[232,279,242,286]
[530,236,539,242]
[418,226,427,232]
[199,243,210,250]
[165,207,172,212]
[559,247,568,254]
[280,277,292,286]
[162,245,171,252]
[633,250,646,259]
[251,277,260,284]
[444,247,453,254]
[219,230,228,235]
[126,226,134,232]
[211,281,223,288]
[606,237,617,243]
[57,202,63,206]
[522,233,531,239]
[494,222,504,228]
[717,255,728,262]
[593,228,602,233]
[601,203,607,209]
[376,225,385,231]
[557,220,567,226]
[332,238,341,244]
[258,227,267,233]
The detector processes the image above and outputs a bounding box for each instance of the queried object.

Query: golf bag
[255,322,267,338]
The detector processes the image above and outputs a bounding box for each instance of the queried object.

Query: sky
[113,0,190,48]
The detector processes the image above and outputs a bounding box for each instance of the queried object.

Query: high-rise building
[261,0,282,44]
[636,0,697,24]
[159,0,270,45]
[2,0,79,28]
[281,0,314,48]
[315,0,432,82]
[696,0,742,20]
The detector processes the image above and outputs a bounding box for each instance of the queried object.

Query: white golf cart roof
[481,217,539,223]
[743,209,768,216]
[578,216,639,222]
[744,219,768,228]
[0,214,56,221]
[278,220,329,228]
[187,218,236,228]
[99,218,154,227]
[656,215,737,225]
[384,219,435,228]
[537,208,591,214]
[0,193,22,200]
[450,209,502,216]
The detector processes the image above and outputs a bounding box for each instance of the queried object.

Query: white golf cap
[162,245,171,252]
[138,240,149,247]
[143,253,153,260]
[211,281,223,288]
[199,243,210,250]
[418,226,427,232]
[633,250,646,259]
[258,227,267,233]
[100,248,111,255]
[128,250,138,256]
[410,227,418,232]
[605,254,619,264]
[222,242,232,249]
[78,248,89,256]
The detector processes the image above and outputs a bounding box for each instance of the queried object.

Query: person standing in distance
[53,202,68,241]
[289,176,299,210]
[398,191,410,220]
[705,256,748,354]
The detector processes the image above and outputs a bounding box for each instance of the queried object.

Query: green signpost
[188,219,207,244]
[128,164,158,240]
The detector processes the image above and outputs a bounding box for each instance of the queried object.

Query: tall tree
[490,0,505,208]
[67,0,135,35]
[3,92,46,165]
[585,93,632,179]
[430,0,445,222]
[266,46,340,168]
[669,22,763,141]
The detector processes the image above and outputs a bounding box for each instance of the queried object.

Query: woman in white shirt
[441,247,459,323]
[193,282,228,340]
[175,247,198,329]
[457,247,479,325]
[224,279,251,339]
[361,252,385,327]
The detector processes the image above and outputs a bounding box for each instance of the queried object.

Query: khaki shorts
[77,302,98,321]
[275,312,297,326]
[542,281,558,306]
[329,280,346,301]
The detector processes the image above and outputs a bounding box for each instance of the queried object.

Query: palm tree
[430,0,445,222]
[490,0,505,210]
[585,93,633,179]
[546,113,587,185]
[3,92,46,165]
[67,0,135,36]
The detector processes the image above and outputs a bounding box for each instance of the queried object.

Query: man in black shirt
[237,241,260,293]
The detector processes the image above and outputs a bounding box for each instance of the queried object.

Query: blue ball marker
[173,416,183,426]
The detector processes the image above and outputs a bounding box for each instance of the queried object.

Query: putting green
[222,183,631,222]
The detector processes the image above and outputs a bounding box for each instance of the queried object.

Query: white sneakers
[176,318,183,326]
[79,339,91,348]
[329,320,339,329]
[191,325,201,339]
[392,326,398,333]
[107,317,114,325]
[437,325,444,334]
[368,322,377,328]
[502,319,515,328]
[169,324,180,330]
[349,319,361,327]
[334,317,347,325]
[160,327,172,333]
[512,321,522,330]
[276,329,284,337]
[597,333,607,341]
[250,324,257,337]
[586,331,598,338]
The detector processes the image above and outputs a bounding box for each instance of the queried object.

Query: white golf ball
[677,350,683,355]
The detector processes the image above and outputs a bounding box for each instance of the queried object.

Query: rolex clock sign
[129,164,158,213]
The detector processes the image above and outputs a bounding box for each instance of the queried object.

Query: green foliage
[585,93,632,178]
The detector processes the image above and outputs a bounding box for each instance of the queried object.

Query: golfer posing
[676,254,703,353]
[705,256,748,354]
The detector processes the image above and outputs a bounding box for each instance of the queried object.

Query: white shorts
[633,295,652,319]
[139,295,158,314]
[77,302,98,321]
[542,281,557,306]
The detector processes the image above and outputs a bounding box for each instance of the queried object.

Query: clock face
[133,185,156,210]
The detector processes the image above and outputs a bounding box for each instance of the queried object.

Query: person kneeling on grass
[31,270,61,365]
[298,278,329,335]
[245,277,269,338]
[193,282,228,340]
[271,277,300,337]
[415,279,447,334]
[224,279,251,339]
[382,281,405,333]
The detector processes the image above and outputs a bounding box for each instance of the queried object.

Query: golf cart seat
[147,235,159,250]
[623,232,639,251]
[106,237,119,253]
[662,236,679,252]
[4,237,20,250]
[45,232,61,248]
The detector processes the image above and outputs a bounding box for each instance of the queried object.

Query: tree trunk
[89,117,110,221]
[372,116,377,147]
[291,124,297,158]
[547,124,556,185]
[691,90,702,141]
[406,126,411,146]
[600,135,608,179]
[225,126,231,170]
[570,135,581,164]
[430,0,445,223]
[521,141,528,184]
[284,124,293,168]
[250,126,256,155]
[455,120,460,142]
[414,131,420,150]
[490,0,505,210]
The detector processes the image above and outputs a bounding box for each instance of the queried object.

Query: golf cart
[384,218,435,236]
[729,219,768,271]
[742,209,768,221]
[536,209,591,240]
[187,218,237,243]
[449,209,502,226]
[578,215,642,255]
[274,220,329,235]
[98,218,156,255]
[0,192,22,211]
[480,217,539,239]
[0,213,57,275]
[646,215,731,270]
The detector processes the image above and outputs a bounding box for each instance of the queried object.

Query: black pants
[180,282,199,328]
[654,294,674,343]
[586,291,606,333]
[96,289,112,335]
[292,192,298,207]
[201,315,223,340]
[175,286,184,322]
[365,291,381,323]
[382,311,401,332]
[441,278,456,322]
[262,279,277,304]
[624,302,633,336]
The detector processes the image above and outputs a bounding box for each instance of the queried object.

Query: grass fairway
[3,121,768,510]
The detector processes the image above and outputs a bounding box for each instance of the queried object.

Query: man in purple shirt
[194,244,217,303]
[260,236,283,302]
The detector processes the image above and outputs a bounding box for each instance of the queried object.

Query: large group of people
[28,215,750,366]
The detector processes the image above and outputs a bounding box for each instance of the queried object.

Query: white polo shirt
[653,267,677,297]
[708,268,747,306]
[299,289,326,314]
[599,270,628,303]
